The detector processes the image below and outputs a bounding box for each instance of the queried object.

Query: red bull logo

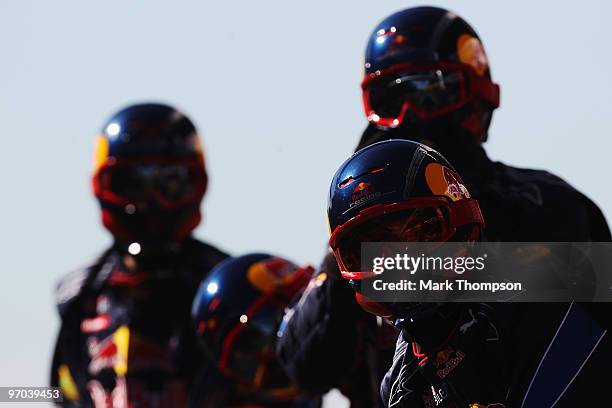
[350,181,382,210]
[435,348,466,379]
[351,182,375,201]
[87,326,129,376]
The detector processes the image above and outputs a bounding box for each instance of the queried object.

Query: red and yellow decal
[425,162,470,201]
[457,34,488,76]
[351,182,375,202]
[247,258,296,293]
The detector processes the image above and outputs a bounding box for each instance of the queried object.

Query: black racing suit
[382,300,612,407]
[50,238,228,407]
[277,125,611,407]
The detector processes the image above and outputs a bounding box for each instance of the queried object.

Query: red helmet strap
[448,198,484,230]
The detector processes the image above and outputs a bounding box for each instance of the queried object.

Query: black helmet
[328,139,484,317]
[362,7,500,143]
[92,103,207,248]
[192,253,313,403]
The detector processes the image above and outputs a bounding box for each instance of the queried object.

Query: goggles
[362,63,500,128]
[95,159,206,209]
[221,304,280,385]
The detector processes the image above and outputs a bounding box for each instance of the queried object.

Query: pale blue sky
[0,1,610,405]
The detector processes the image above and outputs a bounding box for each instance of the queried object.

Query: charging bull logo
[350,182,381,210]
[352,182,374,201]
[87,325,130,376]
[425,163,470,202]
[434,347,454,366]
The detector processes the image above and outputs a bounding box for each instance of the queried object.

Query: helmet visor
[335,206,446,274]
[222,304,281,386]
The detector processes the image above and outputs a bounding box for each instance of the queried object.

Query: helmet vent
[338,166,387,189]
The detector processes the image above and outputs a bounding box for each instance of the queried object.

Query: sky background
[1,1,610,406]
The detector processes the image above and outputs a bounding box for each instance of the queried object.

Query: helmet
[191,253,313,402]
[327,139,484,318]
[92,103,207,246]
[362,6,500,143]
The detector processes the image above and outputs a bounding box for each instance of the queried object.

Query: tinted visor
[225,305,281,386]
[336,207,446,274]
[101,163,200,202]
[367,69,465,118]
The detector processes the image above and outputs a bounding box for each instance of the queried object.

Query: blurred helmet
[362,6,500,143]
[92,103,207,246]
[191,253,313,402]
[327,140,484,318]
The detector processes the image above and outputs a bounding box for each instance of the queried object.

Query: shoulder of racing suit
[478,162,611,241]
[277,253,370,391]
[54,246,117,319]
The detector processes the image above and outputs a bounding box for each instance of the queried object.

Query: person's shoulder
[495,162,575,191]
[494,162,610,239]
[493,162,592,205]
[54,247,116,318]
